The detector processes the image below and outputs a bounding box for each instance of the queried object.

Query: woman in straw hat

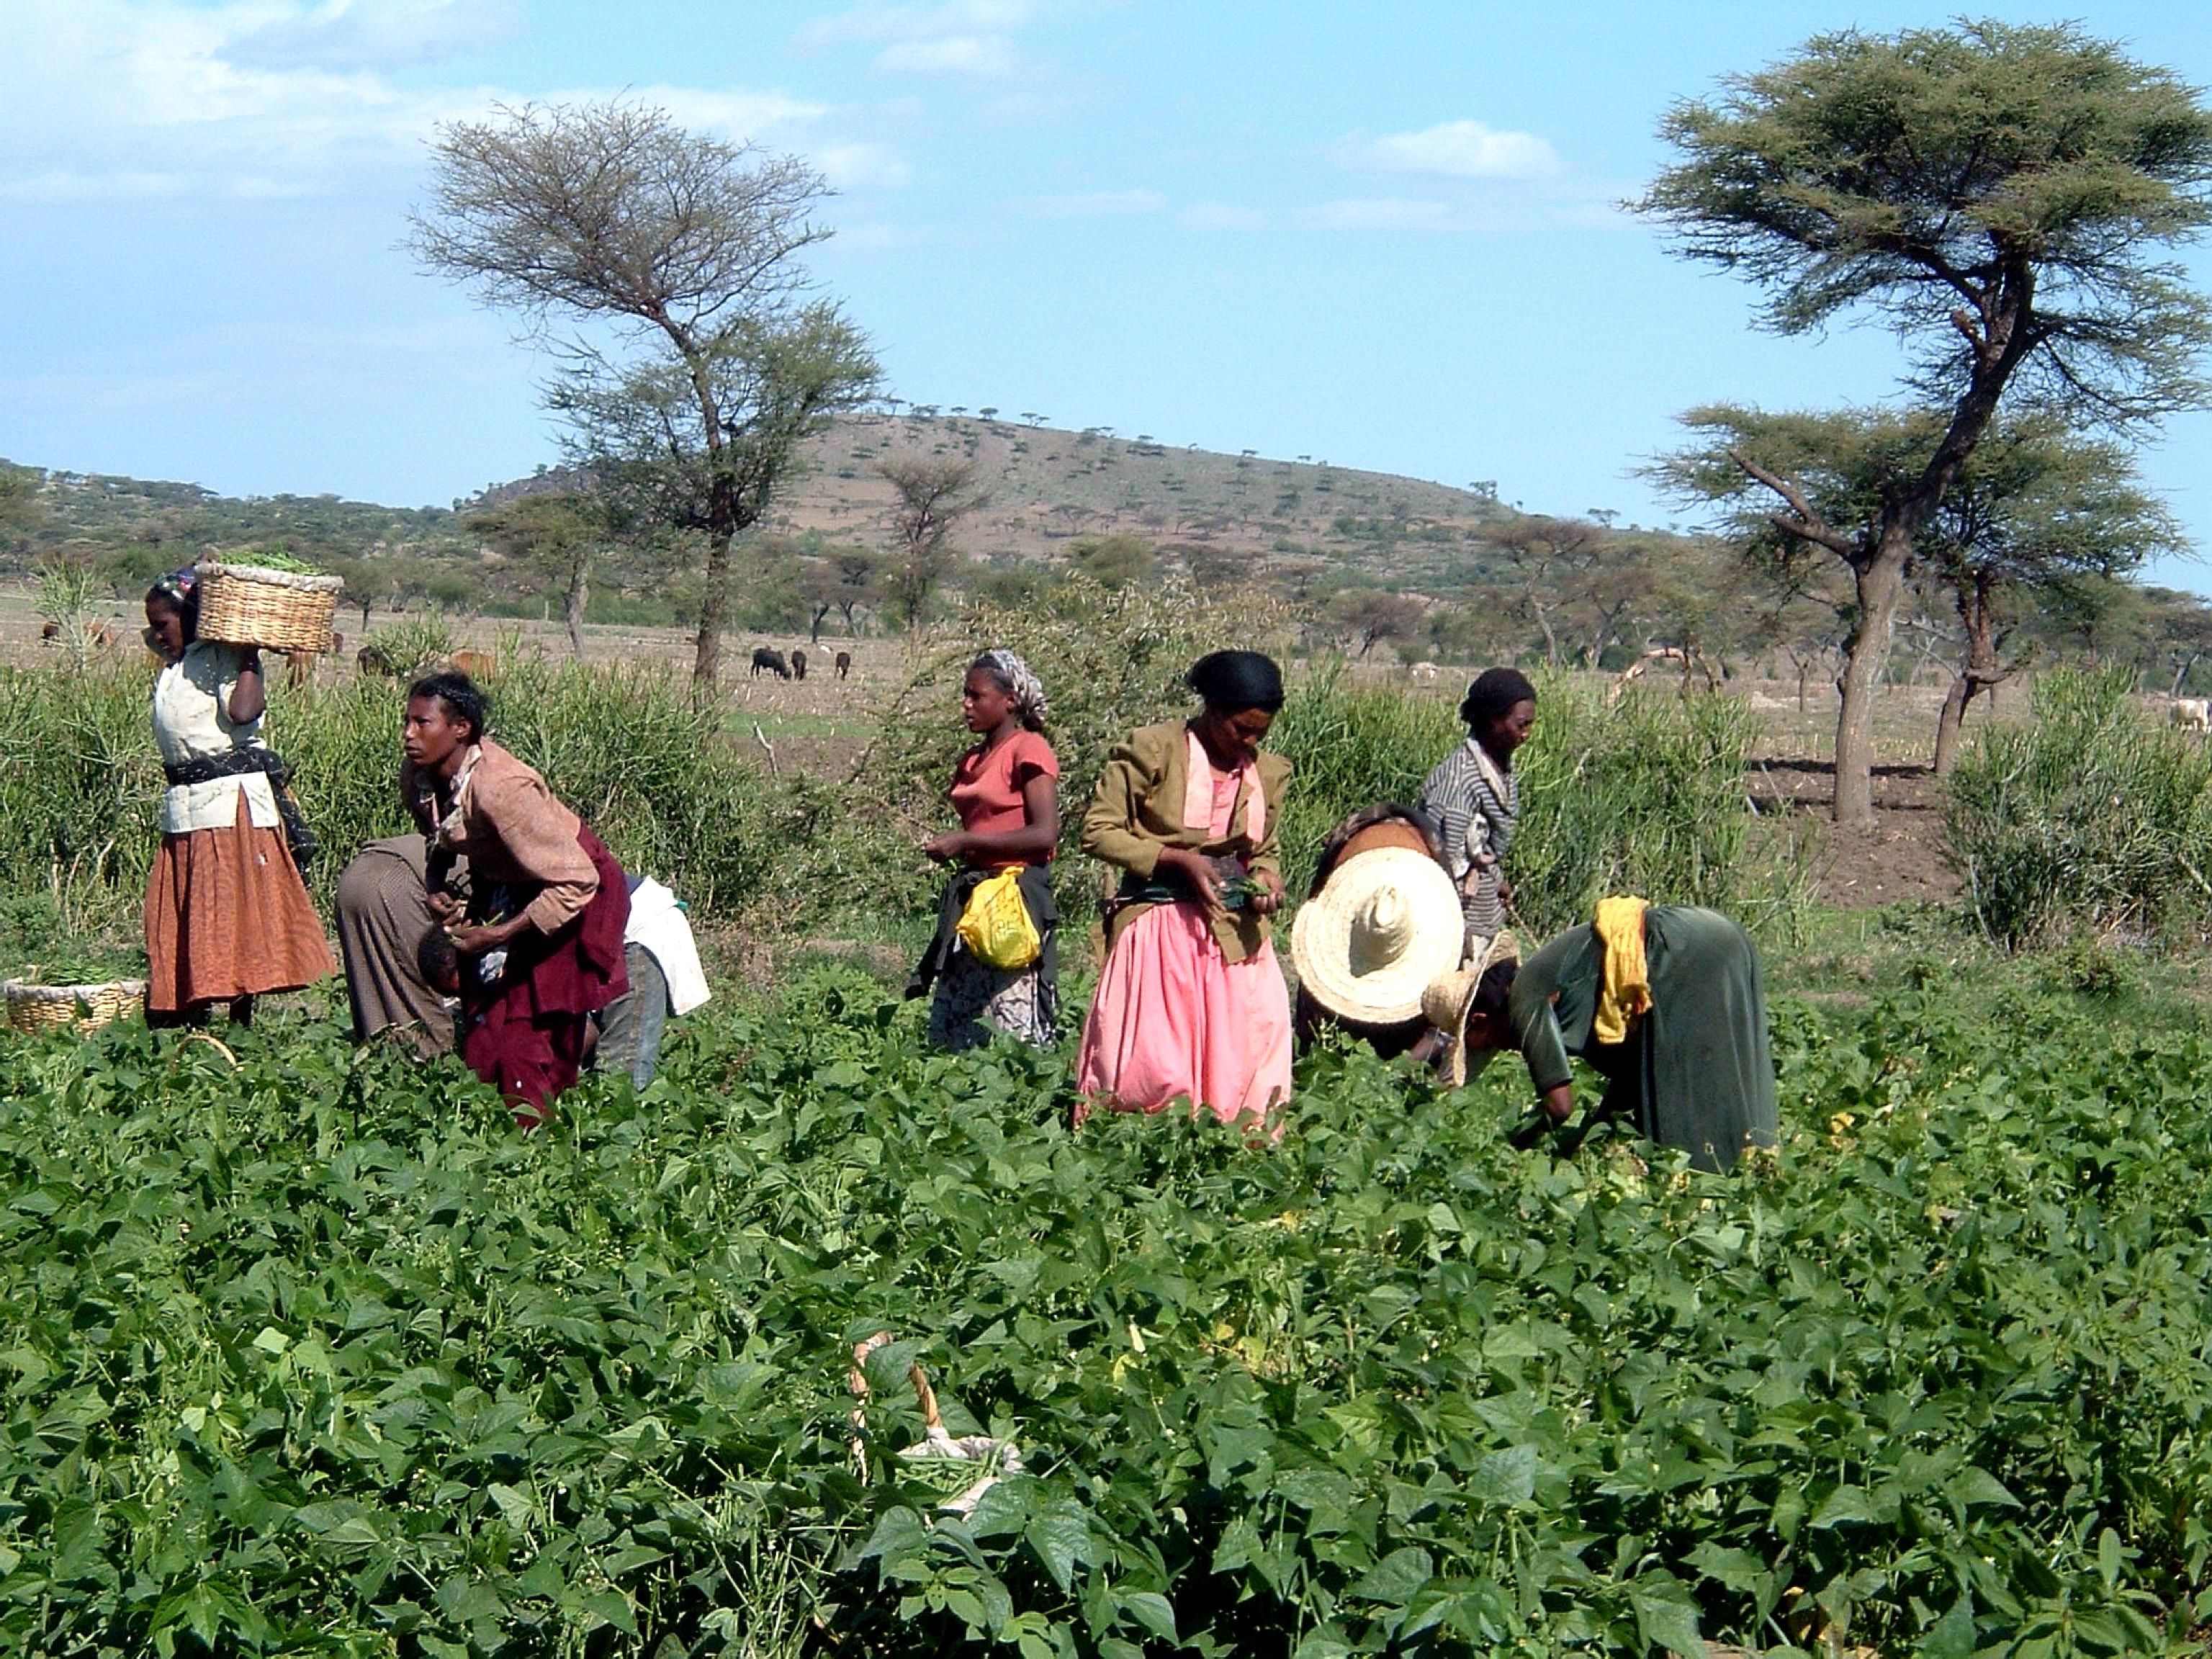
[1425,902,1775,1173]
[1419,667,1536,957]
[907,649,1061,1051]
[1290,814,1465,1056]
[1075,650,1293,1131]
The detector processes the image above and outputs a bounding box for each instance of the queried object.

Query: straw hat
[1420,930,1522,1088]
[1291,845,1464,1026]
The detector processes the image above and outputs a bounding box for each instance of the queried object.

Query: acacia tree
[465,490,611,657]
[1657,406,2184,770]
[877,454,989,630]
[1641,21,2212,824]
[1919,421,2182,771]
[410,101,878,694]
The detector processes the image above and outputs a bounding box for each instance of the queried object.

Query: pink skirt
[1075,901,1293,1133]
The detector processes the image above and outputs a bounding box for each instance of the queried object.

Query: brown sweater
[405,741,598,934]
[1082,719,1292,964]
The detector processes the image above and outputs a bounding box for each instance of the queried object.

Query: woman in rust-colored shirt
[907,649,1060,1049]
[400,670,629,1125]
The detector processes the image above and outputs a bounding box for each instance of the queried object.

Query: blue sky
[4,0,2211,589]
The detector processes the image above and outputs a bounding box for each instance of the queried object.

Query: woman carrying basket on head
[140,568,334,1026]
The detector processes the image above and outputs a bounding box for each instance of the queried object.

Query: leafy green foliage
[205,547,331,577]
[2,974,2209,1654]
[1943,667,2212,945]
[1269,670,1781,938]
[0,656,811,935]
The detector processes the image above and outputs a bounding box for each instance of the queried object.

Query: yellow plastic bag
[956,869,1041,970]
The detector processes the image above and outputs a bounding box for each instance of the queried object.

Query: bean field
[5,966,2212,1657]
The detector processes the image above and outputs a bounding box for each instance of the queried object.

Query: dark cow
[39,620,59,643]
[791,648,808,680]
[750,647,791,680]
[835,649,853,680]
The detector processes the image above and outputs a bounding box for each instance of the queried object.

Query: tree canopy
[1641,19,2212,824]
[410,101,878,692]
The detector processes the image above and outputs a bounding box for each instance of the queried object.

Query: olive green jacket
[1082,719,1292,964]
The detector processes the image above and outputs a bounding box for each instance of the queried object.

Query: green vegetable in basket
[203,547,330,577]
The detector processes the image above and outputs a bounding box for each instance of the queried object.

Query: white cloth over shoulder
[624,876,711,1016]
[152,642,278,835]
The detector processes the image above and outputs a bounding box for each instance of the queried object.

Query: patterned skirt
[927,939,1058,1051]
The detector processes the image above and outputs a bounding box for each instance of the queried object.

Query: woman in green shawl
[1442,903,1776,1172]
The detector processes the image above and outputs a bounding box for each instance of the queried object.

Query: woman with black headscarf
[1418,667,1536,957]
[1074,650,1294,1133]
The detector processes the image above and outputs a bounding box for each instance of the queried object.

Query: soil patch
[1749,756,1959,909]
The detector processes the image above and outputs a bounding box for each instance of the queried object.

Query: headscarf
[147,566,198,611]
[1187,649,1285,713]
[977,648,1048,731]
[1460,667,1536,734]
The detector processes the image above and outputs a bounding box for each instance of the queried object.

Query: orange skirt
[143,789,336,1013]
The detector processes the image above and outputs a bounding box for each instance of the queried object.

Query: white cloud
[629,87,829,142]
[1015,188,1164,218]
[814,143,913,190]
[1358,119,1563,181]
[1311,197,1453,232]
[0,3,838,201]
[796,1,1036,49]
[227,0,523,71]
[874,35,1019,76]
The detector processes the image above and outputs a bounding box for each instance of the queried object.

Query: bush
[857,576,1295,921]
[1269,669,1772,936]
[0,655,796,941]
[1943,666,2212,946]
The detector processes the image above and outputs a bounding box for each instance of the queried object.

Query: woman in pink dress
[1076,650,1295,1132]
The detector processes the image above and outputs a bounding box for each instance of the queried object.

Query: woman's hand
[228,649,266,725]
[1540,1082,1575,1124]
[426,890,462,925]
[1159,847,1224,913]
[448,915,526,955]
[1247,868,1286,917]
[1496,875,1514,904]
[922,831,968,863]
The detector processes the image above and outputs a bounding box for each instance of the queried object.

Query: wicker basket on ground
[4,977,147,1033]
[194,561,344,654]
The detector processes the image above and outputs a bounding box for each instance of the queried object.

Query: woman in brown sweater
[400,671,629,1125]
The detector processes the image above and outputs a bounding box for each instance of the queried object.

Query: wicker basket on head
[194,561,344,654]
[4,977,147,1033]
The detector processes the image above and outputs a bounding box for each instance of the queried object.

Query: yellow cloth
[1591,895,1651,1045]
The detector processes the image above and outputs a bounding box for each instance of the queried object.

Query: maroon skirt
[459,824,630,1123]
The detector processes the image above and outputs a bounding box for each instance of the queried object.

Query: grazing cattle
[358,644,387,676]
[835,649,853,680]
[1408,660,1439,684]
[88,621,115,648]
[2172,697,2211,732]
[282,648,316,688]
[750,647,791,680]
[39,620,59,643]
[449,650,495,680]
[791,648,807,680]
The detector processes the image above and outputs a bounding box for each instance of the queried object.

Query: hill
[9,415,2212,685]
